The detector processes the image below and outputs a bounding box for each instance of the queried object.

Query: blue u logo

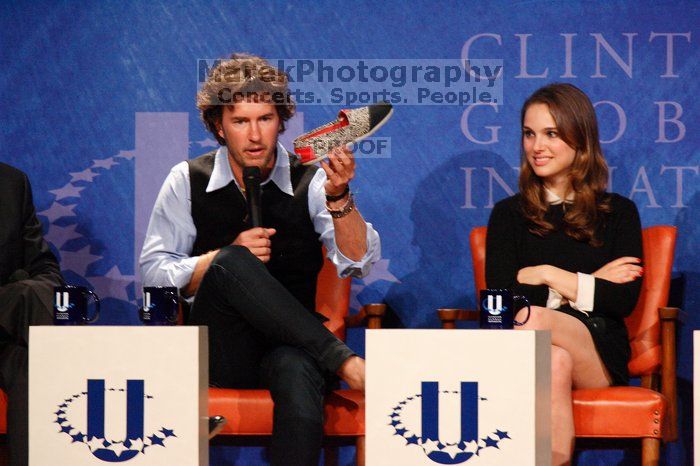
[421,382,478,464]
[389,382,511,464]
[87,379,144,462]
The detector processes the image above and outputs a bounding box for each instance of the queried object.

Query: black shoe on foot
[208,415,227,439]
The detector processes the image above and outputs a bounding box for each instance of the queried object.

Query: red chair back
[625,226,676,376]
[316,249,352,341]
[469,226,487,299]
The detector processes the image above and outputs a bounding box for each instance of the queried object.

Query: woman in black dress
[486,83,643,465]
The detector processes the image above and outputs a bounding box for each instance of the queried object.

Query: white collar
[544,187,575,205]
[205,142,294,196]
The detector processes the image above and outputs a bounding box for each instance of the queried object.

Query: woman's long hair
[518,83,610,246]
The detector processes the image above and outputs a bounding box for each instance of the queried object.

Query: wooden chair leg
[641,437,660,466]
[324,445,339,466]
[640,374,658,391]
[356,436,365,466]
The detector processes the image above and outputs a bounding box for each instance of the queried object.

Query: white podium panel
[367,329,550,466]
[29,327,208,466]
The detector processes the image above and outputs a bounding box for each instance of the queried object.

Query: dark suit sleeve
[18,172,63,286]
[0,170,63,341]
[485,199,549,306]
[592,198,643,319]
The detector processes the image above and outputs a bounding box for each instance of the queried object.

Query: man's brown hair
[196,53,296,145]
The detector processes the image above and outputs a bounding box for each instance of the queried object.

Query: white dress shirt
[139,143,381,291]
[543,188,595,315]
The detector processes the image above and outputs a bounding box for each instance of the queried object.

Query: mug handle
[84,290,100,324]
[164,291,180,324]
[513,295,530,326]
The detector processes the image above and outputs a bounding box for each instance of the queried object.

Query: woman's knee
[515,305,550,330]
[551,345,574,388]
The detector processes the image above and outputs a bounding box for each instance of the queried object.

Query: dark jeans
[188,246,355,466]
[0,280,55,466]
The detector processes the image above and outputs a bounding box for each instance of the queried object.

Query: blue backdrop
[1,1,697,464]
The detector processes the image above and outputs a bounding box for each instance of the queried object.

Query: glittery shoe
[293,101,393,165]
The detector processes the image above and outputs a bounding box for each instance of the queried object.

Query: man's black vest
[188,151,323,312]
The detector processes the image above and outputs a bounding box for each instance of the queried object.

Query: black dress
[485,193,643,386]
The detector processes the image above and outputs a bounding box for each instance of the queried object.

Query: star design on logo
[69,169,99,183]
[196,137,218,148]
[54,385,174,458]
[127,438,145,451]
[87,436,104,451]
[38,202,77,222]
[495,429,510,440]
[49,183,85,201]
[461,440,479,454]
[388,391,512,462]
[87,266,132,303]
[349,259,400,311]
[148,434,165,447]
[350,284,367,313]
[45,223,82,249]
[482,435,500,449]
[59,246,103,276]
[420,438,440,455]
[44,155,136,303]
[92,157,118,170]
[108,441,130,456]
[360,259,401,286]
[443,443,464,459]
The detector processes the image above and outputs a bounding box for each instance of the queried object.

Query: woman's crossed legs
[515,306,612,466]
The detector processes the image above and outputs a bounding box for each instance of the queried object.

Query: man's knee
[211,245,259,272]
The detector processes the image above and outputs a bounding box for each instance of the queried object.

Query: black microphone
[243,166,262,228]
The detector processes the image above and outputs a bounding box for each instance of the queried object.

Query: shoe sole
[300,107,394,166]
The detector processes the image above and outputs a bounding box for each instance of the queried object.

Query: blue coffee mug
[139,287,179,325]
[54,286,100,325]
[479,289,530,330]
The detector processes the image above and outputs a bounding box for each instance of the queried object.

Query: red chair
[438,225,679,465]
[208,252,384,466]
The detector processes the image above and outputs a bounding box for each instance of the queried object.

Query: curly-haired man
[140,53,380,465]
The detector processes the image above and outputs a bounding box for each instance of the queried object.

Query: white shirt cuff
[571,272,595,314]
[331,224,381,279]
[546,287,563,309]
